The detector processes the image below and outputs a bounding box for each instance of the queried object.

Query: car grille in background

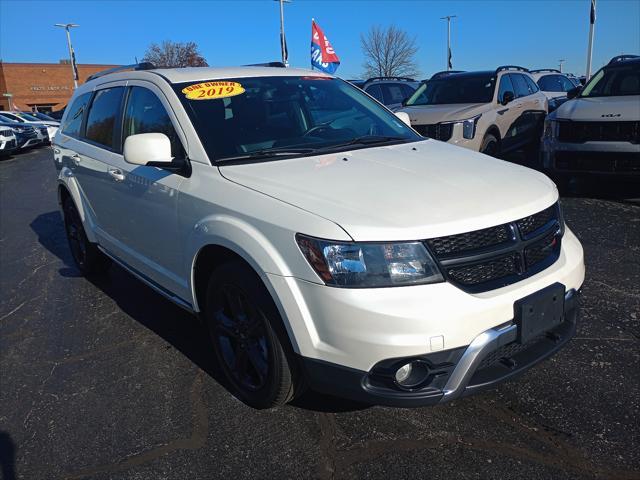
[413,123,454,142]
[554,151,640,173]
[5,139,16,149]
[557,121,640,143]
[0,129,11,137]
[426,204,562,293]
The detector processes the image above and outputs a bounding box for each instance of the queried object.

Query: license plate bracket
[515,283,565,344]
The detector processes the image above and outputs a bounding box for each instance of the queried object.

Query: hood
[554,95,640,121]
[398,103,488,125]
[219,140,558,241]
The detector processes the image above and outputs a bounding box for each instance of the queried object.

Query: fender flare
[57,169,98,243]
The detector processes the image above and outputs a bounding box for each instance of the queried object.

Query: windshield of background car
[16,112,41,122]
[406,73,496,105]
[581,63,640,97]
[173,76,420,162]
[31,112,57,121]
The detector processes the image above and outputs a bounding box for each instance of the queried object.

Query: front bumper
[542,137,640,176]
[300,288,579,407]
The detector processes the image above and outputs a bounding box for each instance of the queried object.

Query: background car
[530,69,580,111]
[0,115,39,149]
[349,77,420,110]
[0,125,18,157]
[397,66,548,156]
[0,110,59,141]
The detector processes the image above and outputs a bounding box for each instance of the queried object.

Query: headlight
[296,234,443,287]
[543,119,558,139]
[461,115,481,139]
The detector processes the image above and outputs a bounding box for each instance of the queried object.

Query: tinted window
[84,87,125,149]
[498,74,515,103]
[537,75,562,92]
[524,75,539,93]
[61,92,92,137]
[510,74,531,98]
[123,87,184,157]
[0,112,23,123]
[582,63,640,97]
[406,73,496,105]
[380,83,407,105]
[401,83,418,99]
[558,76,575,92]
[174,76,419,162]
[365,84,384,103]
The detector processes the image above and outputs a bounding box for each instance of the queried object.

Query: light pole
[274,0,291,67]
[441,15,457,71]
[586,0,596,80]
[558,59,565,72]
[54,23,80,88]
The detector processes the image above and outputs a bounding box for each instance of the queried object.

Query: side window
[365,84,384,103]
[61,92,92,137]
[381,84,407,105]
[559,76,575,92]
[497,74,515,103]
[401,83,418,99]
[524,75,540,94]
[123,87,184,158]
[537,75,558,91]
[511,74,531,98]
[84,87,125,149]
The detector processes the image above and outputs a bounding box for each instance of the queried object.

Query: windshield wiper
[312,135,408,152]
[215,147,317,164]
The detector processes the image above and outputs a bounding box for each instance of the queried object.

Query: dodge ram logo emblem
[601,113,622,117]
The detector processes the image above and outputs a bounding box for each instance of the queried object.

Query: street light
[273,0,291,67]
[440,15,457,71]
[54,23,80,88]
[558,59,565,73]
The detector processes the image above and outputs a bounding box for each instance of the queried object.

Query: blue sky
[1,0,638,79]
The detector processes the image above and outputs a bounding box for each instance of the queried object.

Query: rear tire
[480,133,499,157]
[62,196,111,275]
[204,261,297,409]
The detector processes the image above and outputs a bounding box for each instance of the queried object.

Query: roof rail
[607,54,639,65]
[495,65,529,73]
[430,70,465,79]
[86,62,156,82]
[363,76,416,84]
[243,62,287,68]
[530,68,561,74]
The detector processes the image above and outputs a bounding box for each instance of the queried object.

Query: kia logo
[601,113,622,117]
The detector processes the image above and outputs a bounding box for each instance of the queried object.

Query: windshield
[581,63,640,97]
[174,76,420,162]
[16,112,41,122]
[30,112,56,121]
[406,74,496,105]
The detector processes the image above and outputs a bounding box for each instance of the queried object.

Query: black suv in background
[348,77,420,110]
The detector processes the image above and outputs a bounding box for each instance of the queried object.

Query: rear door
[506,73,535,150]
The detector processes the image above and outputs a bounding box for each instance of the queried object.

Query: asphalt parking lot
[1,146,639,480]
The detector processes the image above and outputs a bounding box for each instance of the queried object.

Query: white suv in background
[53,63,584,409]
[542,55,640,181]
[0,111,59,142]
[397,66,548,156]
[529,69,580,112]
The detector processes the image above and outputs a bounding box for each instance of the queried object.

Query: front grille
[427,224,511,256]
[413,123,454,142]
[426,204,562,292]
[558,121,639,143]
[554,151,640,173]
[5,139,16,149]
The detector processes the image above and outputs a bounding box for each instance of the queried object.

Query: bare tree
[142,40,208,68]
[360,25,419,78]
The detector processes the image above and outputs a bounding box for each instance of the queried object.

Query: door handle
[71,154,81,166]
[108,168,125,182]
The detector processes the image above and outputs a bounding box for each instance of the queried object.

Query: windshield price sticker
[182,81,245,100]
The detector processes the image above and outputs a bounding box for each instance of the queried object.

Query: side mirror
[123,133,173,166]
[395,111,412,126]
[567,86,582,100]
[501,91,515,106]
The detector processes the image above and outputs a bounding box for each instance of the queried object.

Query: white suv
[53,64,584,409]
[542,56,640,180]
[397,67,548,156]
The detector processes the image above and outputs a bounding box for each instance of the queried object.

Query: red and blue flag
[311,20,340,74]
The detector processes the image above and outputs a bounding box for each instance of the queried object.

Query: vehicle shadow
[30,211,369,413]
[0,431,16,480]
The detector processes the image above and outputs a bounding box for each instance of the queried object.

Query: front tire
[204,261,296,409]
[62,196,110,275]
[480,133,499,157]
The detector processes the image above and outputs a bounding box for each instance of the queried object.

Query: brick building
[0,61,120,113]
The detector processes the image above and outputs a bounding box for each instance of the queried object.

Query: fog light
[395,362,413,384]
